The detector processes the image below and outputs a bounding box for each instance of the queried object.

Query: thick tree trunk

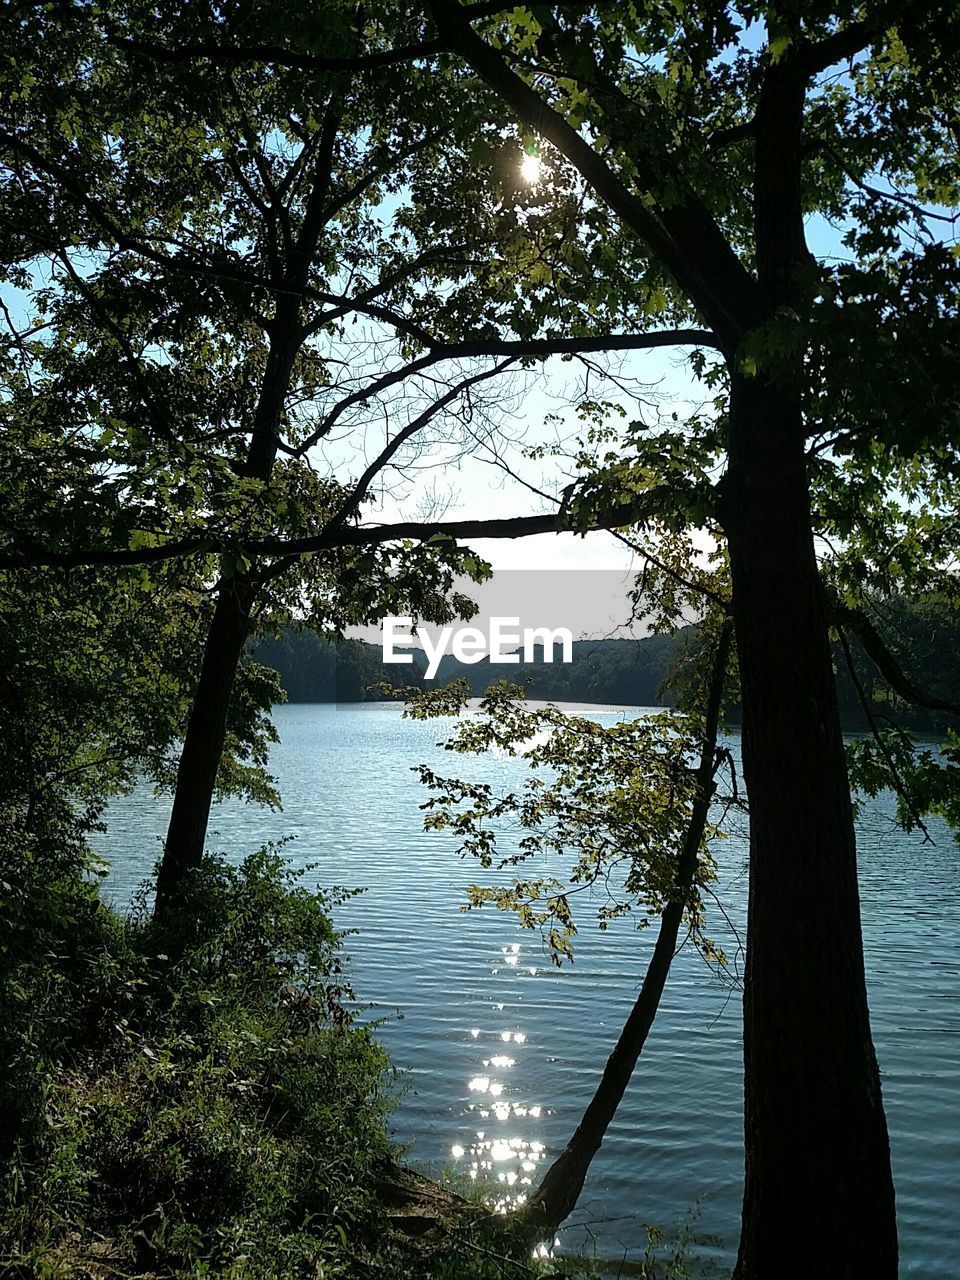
[725,371,897,1278]
[153,574,255,912]
[523,621,731,1241]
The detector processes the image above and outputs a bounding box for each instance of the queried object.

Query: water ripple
[98,703,960,1278]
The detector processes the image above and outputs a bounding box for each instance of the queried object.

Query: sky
[327,25,957,591]
[336,340,713,643]
[316,138,881,584]
[319,340,710,577]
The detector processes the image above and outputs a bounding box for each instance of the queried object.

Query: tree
[1,0,705,913]
[399,555,735,1237]
[396,3,960,1272]
[0,398,284,852]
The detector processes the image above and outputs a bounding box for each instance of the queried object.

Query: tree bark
[153,574,256,912]
[724,370,897,1278]
[522,620,732,1241]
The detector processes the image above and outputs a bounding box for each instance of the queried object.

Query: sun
[520,151,542,186]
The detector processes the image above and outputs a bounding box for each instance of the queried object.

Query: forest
[2,2,960,1278]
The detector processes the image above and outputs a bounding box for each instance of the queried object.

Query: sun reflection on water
[447,939,551,1213]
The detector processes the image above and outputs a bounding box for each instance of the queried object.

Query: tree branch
[52,249,177,448]
[104,2,558,73]
[0,495,667,571]
[794,20,876,78]
[293,328,718,455]
[0,128,456,345]
[427,0,757,350]
[838,605,960,718]
[708,120,756,149]
[327,358,519,527]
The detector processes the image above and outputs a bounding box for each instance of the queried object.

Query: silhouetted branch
[427,0,756,350]
[838,605,960,717]
[293,328,719,454]
[0,497,664,571]
[794,21,876,77]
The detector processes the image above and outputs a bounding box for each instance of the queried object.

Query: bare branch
[327,358,518,526]
[293,328,718,456]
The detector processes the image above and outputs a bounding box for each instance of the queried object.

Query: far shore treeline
[255,595,960,734]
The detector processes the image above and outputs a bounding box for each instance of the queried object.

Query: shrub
[0,846,395,1278]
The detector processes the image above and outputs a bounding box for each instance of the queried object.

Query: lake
[98,703,960,1277]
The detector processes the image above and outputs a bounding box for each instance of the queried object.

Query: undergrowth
[0,844,394,1278]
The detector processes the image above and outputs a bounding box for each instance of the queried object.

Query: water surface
[99,703,960,1277]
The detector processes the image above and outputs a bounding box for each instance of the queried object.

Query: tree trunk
[523,621,732,1241]
[153,574,255,912]
[151,113,342,914]
[724,370,897,1278]
[153,334,298,914]
[150,110,347,915]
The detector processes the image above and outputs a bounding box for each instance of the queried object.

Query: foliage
[418,685,727,965]
[0,0,554,581]
[397,575,738,971]
[0,559,283,841]
[0,835,628,1279]
[0,844,399,1279]
[847,727,960,837]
